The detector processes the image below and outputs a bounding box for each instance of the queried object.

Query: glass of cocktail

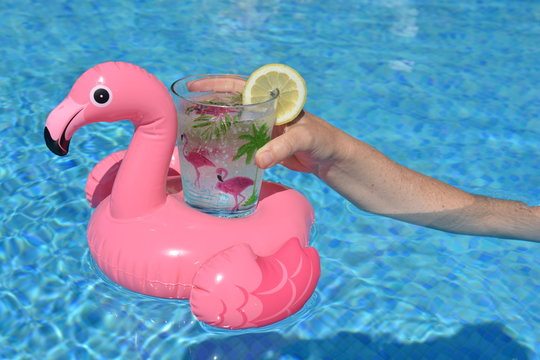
[171,74,278,218]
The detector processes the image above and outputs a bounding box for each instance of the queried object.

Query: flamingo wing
[186,152,215,167]
[231,177,255,192]
[217,177,253,195]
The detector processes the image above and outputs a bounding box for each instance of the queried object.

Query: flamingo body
[216,168,254,210]
[181,133,215,187]
[44,62,320,329]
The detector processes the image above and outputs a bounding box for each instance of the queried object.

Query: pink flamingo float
[43,62,320,329]
[216,167,254,211]
[180,133,215,187]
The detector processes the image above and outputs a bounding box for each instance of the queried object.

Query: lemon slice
[243,64,307,125]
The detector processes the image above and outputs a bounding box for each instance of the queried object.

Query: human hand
[186,76,246,93]
[255,110,540,242]
[184,76,330,174]
[255,111,355,177]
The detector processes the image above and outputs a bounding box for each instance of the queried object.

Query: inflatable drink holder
[43,62,320,329]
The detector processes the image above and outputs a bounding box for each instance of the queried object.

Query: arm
[255,111,540,241]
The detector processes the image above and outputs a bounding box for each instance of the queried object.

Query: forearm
[417,196,540,241]
[317,134,540,241]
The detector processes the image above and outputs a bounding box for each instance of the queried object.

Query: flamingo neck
[182,136,188,156]
[218,168,228,179]
[109,104,177,219]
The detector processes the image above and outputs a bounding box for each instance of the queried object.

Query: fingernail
[258,151,273,168]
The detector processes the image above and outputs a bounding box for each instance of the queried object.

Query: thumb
[255,126,310,169]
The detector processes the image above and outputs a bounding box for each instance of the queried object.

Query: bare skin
[255,111,540,242]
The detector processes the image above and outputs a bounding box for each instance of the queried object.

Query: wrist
[313,130,359,180]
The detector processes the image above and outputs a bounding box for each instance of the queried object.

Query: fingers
[255,123,311,169]
[187,76,246,93]
[268,110,304,140]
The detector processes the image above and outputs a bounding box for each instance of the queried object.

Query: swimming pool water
[1,0,539,359]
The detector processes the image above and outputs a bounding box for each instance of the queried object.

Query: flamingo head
[216,167,227,182]
[44,61,173,156]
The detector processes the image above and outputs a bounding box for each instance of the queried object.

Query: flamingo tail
[189,238,320,329]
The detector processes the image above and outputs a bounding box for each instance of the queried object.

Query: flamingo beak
[217,174,223,182]
[44,96,84,156]
[44,126,70,156]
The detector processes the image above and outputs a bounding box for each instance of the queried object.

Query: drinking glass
[171,74,278,218]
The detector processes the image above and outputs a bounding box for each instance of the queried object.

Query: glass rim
[170,73,279,109]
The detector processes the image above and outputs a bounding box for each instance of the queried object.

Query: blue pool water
[1,0,539,359]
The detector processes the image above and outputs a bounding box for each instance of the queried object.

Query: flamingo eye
[90,85,112,107]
